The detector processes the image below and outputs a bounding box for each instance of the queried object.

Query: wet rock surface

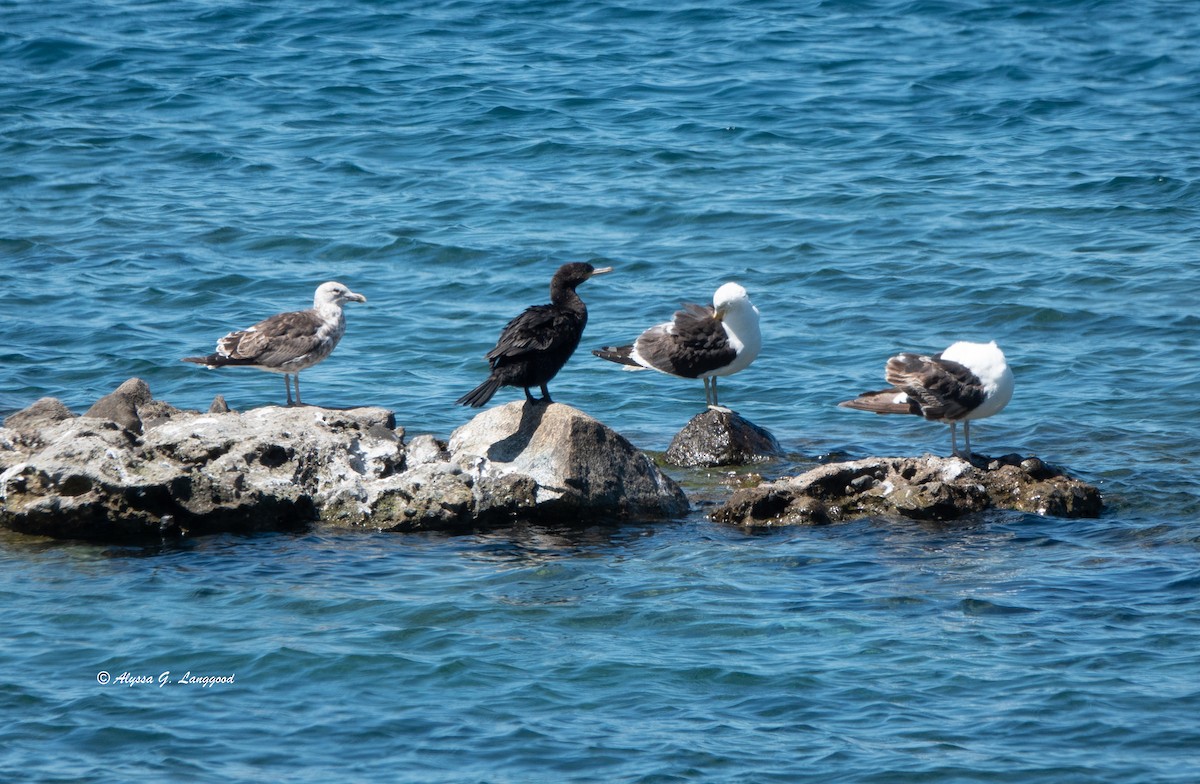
[1,379,688,542]
[711,453,1103,526]
[665,408,782,467]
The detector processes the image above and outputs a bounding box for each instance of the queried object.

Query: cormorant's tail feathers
[457,376,503,408]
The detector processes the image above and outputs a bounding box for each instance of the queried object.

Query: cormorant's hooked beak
[590,266,614,277]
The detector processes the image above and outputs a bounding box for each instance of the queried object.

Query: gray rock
[4,397,77,433]
[83,377,153,434]
[1,403,404,541]
[361,462,483,533]
[1,389,687,541]
[138,399,193,431]
[448,401,689,522]
[711,454,1103,526]
[2,403,77,476]
[665,408,782,467]
[4,398,78,457]
[405,433,449,467]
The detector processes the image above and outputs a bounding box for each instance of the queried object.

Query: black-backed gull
[593,282,761,409]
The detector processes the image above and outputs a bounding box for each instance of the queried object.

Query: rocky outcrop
[1,379,1104,541]
[665,408,782,467]
[711,454,1103,526]
[1,401,401,541]
[449,402,689,522]
[0,379,688,542]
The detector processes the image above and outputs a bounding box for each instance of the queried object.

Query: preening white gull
[838,340,1014,458]
[592,282,761,409]
[182,281,367,406]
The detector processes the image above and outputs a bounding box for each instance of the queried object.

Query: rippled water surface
[2,1,1199,781]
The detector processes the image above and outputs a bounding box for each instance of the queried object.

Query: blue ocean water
[2,0,1200,780]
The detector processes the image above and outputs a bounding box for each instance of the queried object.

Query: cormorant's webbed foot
[522,386,553,405]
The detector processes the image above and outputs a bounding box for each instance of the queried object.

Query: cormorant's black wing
[485,304,581,365]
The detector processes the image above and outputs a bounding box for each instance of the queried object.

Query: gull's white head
[709,282,761,375]
[314,281,367,308]
[713,282,753,316]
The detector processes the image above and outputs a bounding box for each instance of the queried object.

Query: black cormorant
[457,262,613,408]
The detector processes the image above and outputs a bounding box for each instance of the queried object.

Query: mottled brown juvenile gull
[182,281,366,406]
[838,340,1014,458]
[457,262,613,408]
[593,282,761,409]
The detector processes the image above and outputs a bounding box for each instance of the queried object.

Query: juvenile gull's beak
[348,291,367,303]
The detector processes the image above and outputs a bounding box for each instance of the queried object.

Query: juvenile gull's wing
[837,388,920,415]
[215,309,330,368]
[884,352,986,421]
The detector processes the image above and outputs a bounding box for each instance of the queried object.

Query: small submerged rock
[711,453,1102,526]
[665,408,782,467]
